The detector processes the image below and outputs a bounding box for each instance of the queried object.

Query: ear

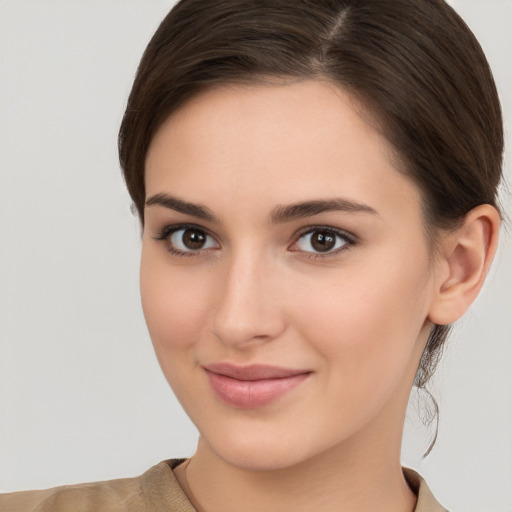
[428,204,501,325]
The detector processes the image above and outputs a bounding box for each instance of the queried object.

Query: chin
[201,426,324,473]
[217,446,305,472]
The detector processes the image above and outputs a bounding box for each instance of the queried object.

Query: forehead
[145,80,421,221]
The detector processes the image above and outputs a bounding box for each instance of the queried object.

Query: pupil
[183,229,206,250]
[311,231,335,252]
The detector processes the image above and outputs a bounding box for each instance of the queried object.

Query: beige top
[0,459,447,512]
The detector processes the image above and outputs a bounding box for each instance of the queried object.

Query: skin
[140,81,499,512]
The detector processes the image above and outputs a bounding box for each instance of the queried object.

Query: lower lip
[205,370,310,409]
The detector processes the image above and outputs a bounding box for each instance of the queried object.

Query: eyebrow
[145,193,378,224]
[145,193,219,223]
[270,198,378,224]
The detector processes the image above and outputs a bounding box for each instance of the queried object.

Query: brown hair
[118,0,503,450]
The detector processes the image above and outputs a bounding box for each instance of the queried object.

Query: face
[141,81,437,471]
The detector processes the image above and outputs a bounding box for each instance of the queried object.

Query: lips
[203,363,311,409]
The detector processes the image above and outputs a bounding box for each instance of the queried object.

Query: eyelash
[153,223,218,258]
[153,224,357,259]
[290,225,356,259]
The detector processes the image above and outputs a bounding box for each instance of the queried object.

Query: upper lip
[203,363,311,381]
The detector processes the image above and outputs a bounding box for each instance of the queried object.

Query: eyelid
[153,223,220,256]
[288,225,357,256]
[152,222,356,259]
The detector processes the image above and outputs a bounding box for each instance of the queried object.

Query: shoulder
[0,459,194,512]
[403,467,449,512]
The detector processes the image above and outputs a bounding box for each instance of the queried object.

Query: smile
[203,363,311,409]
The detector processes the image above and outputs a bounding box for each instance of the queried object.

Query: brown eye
[167,227,218,253]
[182,229,207,249]
[292,228,352,254]
[310,231,336,252]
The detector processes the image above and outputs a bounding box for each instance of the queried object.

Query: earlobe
[428,204,501,325]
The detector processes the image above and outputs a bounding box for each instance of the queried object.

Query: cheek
[292,253,431,384]
[139,250,218,406]
[139,250,213,354]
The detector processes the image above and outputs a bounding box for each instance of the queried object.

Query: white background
[0,1,510,511]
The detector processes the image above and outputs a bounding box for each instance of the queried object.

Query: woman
[0,0,506,510]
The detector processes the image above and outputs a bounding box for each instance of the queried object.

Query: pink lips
[204,363,311,409]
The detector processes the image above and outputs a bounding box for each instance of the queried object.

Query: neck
[177,410,417,512]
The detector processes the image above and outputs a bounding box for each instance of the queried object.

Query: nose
[211,250,286,349]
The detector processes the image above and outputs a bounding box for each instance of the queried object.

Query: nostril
[211,325,275,348]
[210,305,286,348]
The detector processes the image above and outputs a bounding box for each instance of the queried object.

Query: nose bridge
[212,244,285,347]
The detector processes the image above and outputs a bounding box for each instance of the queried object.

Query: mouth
[203,363,311,409]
